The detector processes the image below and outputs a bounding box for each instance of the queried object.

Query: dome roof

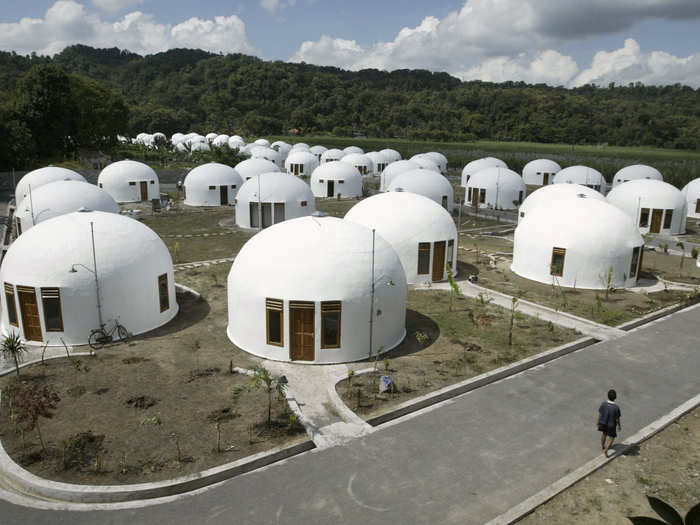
[171,133,185,144]
[512,197,643,289]
[553,165,606,193]
[380,149,402,163]
[237,172,313,203]
[321,148,346,163]
[366,151,389,165]
[227,216,406,363]
[15,167,86,204]
[310,145,327,155]
[518,183,605,222]
[682,178,700,220]
[409,155,441,172]
[311,162,362,182]
[183,163,243,206]
[380,160,421,191]
[522,159,562,185]
[423,152,448,172]
[15,180,120,231]
[461,157,507,186]
[250,146,282,166]
[340,153,374,174]
[0,210,177,344]
[612,164,663,186]
[254,138,270,147]
[284,151,319,175]
[345,192,458,284]
[97,160,160,203]
[191,141,211,152]
[211,134,230,147]
[228,136,246,149]
[607,179,686,234]
[310,163,362,198]
[234,158,280,180]
[290,143,310,151]
[343,146,364,155]
[206,133,218,142]
[387,169,454,210]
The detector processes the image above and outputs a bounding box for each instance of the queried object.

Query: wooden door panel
[432,241,446,282]
[650,209,663,233]
[290,303,314,361]
[17,288,42,342]
[140,181,148,202]
[220,186,228,205]
[327,180,334,198]
[471,188,479,207]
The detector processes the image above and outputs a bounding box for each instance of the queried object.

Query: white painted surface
[465,167,526,210]
[234,158,280,181]
[512,197,644,289]
[309,145,328,161]
[97,160,160,203]
[227,216,406,363]
[343,146,364,155]
[183,163,243,207]
[284,151,319,176]
[320,148,346,163]
[0,210,177,345]
[409,154,441,173]
[553,165,607,194]
[234,172,315,229]
[612,164,663,187]
[607,179,687,235]
[380,149,402,163]
[253,138,270,148]
[15,180,120,231]
[379,160,421,191]
[365,151,390,175]
[387,169,455,211]
[460,157,506,186]
[310,162,363,199]
[15,167,86,204]
[518,183,605,223]
[345,192,458,285]
[340,153,374,176]
[424,151,448,173]
[681,178,700,219]
[250,146,283,167]
[522,159,562,186]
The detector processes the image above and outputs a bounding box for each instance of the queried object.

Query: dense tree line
[1,44,699,169]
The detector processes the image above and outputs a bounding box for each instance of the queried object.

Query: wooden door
[650,209,663,233]
[327,180,334,198]
[290,302,314,361]
[432,241,446,282]
[17,287,42,342]
[696,199,700,214]
[471,188,479,207]
[262,203,272,228]
[220,185,228,205]
[274,203,285,223]
[140,181,148,201]
[543,173,549,185]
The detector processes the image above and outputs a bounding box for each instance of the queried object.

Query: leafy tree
[248,364,287,427]
[17,382,61,451]
[1,332,27,377]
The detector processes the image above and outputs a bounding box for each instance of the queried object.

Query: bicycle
[88,318,129,349]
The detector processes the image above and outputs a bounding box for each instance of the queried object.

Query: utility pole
[28,184,35,225]
[257,174,262,229]
[90,222,104,329]
[368,229,375,361]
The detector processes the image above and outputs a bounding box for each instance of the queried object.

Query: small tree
[677,242,686,273]
[1,332,27,377]
[508,296,518,346]
[447,265,462,312]
[249,364,287,427]
[18,383,60,451]
[605,265,614,300]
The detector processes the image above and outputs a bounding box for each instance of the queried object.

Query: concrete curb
[617,295,700,331]
[327,367,375,428]
[174,282,200,300]
[485,392,700,525]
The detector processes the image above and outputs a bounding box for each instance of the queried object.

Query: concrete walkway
[1,300,697,524]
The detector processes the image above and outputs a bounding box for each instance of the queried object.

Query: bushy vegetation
[1,44,699,172]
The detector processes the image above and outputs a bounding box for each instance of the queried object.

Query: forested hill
[1,44,700,160]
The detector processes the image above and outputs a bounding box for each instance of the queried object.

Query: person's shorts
[598,424,617,438]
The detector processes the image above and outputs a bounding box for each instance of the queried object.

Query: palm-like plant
[249,364,287,427]
[628,495,699,525]
[1,332,27,377]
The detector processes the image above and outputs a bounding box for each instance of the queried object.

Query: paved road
[1,305,698,525]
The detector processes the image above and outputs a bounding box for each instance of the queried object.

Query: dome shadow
[380,308,440,360]
[134,290,211,340]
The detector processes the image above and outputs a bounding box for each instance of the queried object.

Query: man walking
[598,389,622,457]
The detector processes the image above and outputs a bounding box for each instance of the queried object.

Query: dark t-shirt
[599,401,621,428]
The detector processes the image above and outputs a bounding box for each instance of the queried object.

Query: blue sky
[1,0,699,87]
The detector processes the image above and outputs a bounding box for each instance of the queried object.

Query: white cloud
[260,0,296,14]
[0,0,256,56]
[92,0,144,13]
[290,0,700,87]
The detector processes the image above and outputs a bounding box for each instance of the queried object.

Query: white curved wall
[518,183,605,224]
[97,160,160,203]
[553,166,607,195]
[612,165,663,187]
[522,159,562,186]
[465,167,526,210]
[387,170,454,211]
[234,158,280,181]
[15,167,86,204]
[285,151,319,177]
[607,179,687,235]
[380,160,421,191]
[461,157,506,186]
[682,178,700,219]
[183,163,243,207]
[227,216,406,363]
[310,163,363,199]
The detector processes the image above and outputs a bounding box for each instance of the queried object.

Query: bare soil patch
[642,249,700,285]
[521,407,700,525]
[337,289,580,420]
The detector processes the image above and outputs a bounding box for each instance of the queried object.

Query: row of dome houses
[3,147,700,364]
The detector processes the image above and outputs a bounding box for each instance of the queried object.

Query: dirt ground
[0,265,307,485]
[521,407,700,525]
[336,287,580,420]
[643,250,700,285]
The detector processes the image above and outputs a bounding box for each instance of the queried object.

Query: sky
[1,0,700,88]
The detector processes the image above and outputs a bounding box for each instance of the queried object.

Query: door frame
[327,180,335,198]
[432,241,446,282]
[139,181,149,202]
[17,286,42,342]
[220,185,228,205]
[650,209,663,234]
[289,301,315,361]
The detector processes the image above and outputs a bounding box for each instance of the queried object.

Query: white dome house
[512,197,644,290]
[343,146,364,155]
[522,159,562,186]
[379,160,421,191]
[211,134,230,148]
[424,152,448,173]
[320,148,346,163]
[366,151,390,175]
[270,141,292,160]
[409,154,441,173]
[14,181,120,234]
[345,192,458,285]
[340,153,374,176]
[183,163,243,207]
[553,165,607,194]
[607,179,687,235]
[285,150,319,177]
[380,149,402,163]
[518,183,605,223]
[466,167,526,210]
[228,136,246,150]
[234,158,280,181]
[227,216,406,363]
[461,157,507,186]
[250,146,283,167]
[97,160,160,203]
[387,170,454,211]
[15,167,87,204]
[0,210,177,345]
[309,145,328,162]
[682,178,700,219]
[254,138,271,148]
[310,163,363,199]
[235,172,315,229]
[612,165,663,187]
[290,143,310,152]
